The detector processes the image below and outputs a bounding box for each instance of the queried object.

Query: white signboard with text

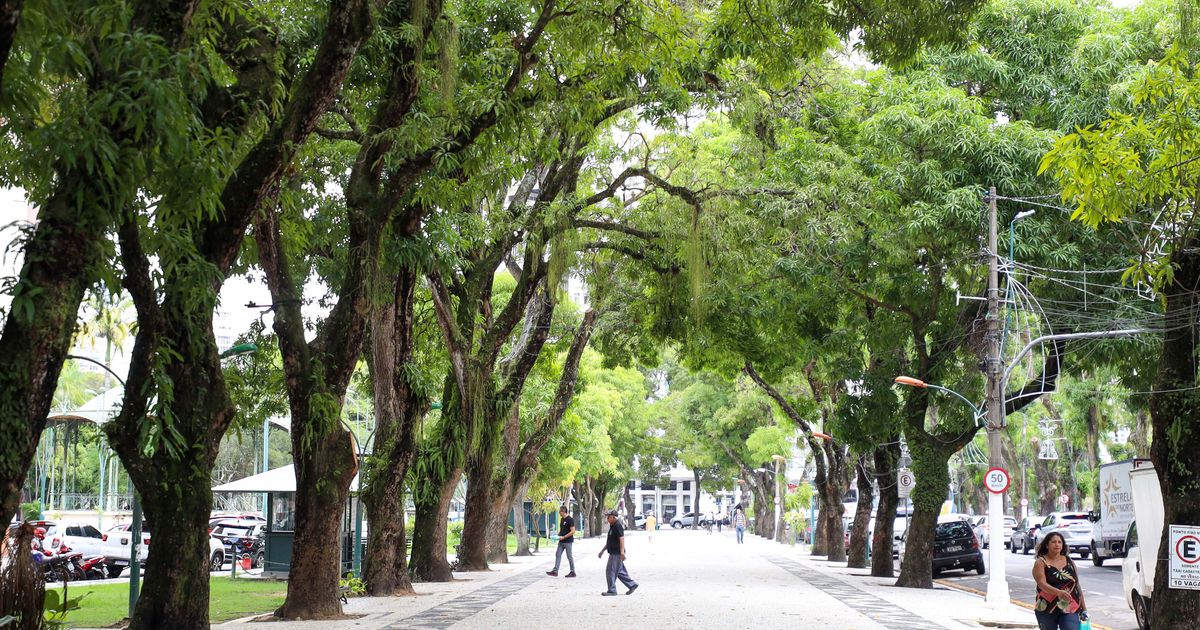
[1169,524,1200,590]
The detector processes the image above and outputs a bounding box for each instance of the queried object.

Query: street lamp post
[64,354,142,617]
[893,374,1003,603]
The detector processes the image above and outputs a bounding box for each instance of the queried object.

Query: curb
[935,580,1113,630]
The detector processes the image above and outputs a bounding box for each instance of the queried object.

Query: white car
[34,521,107,557]
[102,522,226,574]
[974,515,1018,549]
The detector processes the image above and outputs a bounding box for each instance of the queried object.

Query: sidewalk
[211,528,1039,630]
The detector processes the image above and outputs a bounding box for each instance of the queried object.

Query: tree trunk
[1085,403,1101,472]
[1131,408,1151,458]
[895,441,951,588]
[1150,247,1200,622]
[458,453,497,571]
[514,482,532,556]
[624,485,637,530]
[484,464,513,565]
[410,467,461,582]
[821,440,848,563]
[276,426,357,619]
[361,267,422,596]
[847,454,873,568]
[814,500,829,554]
[127,468,213,630]
[691,469,701,530]
[871,439,900,578]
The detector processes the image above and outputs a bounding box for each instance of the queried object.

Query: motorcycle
[33,540,95,582]
[78,554,107,580]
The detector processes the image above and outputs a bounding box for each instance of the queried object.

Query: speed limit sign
[984,467,1010,494]
[1060,493,1070,506]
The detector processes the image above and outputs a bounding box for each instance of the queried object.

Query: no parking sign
[1170,524,1200,589]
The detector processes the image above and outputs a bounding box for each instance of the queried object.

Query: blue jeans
[1034,610,1080,630]
[736,525,745,543]
[552,541,574,572]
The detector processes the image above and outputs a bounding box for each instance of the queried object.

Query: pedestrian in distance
[733,505,747,544]
[716,510,723,533]
[644,512,656,543]
[597,508,638,596]
[705,511,714,534]
[1032,531,1089,630]
[546,505,576,577]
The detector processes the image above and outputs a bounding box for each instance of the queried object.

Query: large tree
[1039,43,1200,625]
[101,3,375,626]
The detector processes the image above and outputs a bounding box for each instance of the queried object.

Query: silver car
[1034,511,1092,559]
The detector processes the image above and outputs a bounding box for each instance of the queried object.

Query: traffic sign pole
[984,188,1010,607]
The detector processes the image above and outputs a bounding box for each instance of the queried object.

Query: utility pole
[985,186,1010,606]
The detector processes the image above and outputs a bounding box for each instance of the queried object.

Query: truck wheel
[1079,550,1090,560]
[107,565,123,579]
[1133,593,1151,630]
[1022,540,1030,555]
[976,564,986,575]
[1010,541,1016,554]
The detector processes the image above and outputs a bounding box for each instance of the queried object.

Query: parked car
[27,521,106,558]
[211,521,265,569]
[974,515,1018,549]
[102,522,226,574]
[671,512,701,528]
[1032,511,1092,559]
[633,514,647,529]
[1010,515,1044,554]
[900,520,985,576]
[99,522,152,578]
[208,512,264,528]
[892,513,911,556]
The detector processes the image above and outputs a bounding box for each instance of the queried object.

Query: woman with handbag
[1032,531,1090,630]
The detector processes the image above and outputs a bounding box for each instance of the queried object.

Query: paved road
[214,527,1032,630]
[934,545,1137,630]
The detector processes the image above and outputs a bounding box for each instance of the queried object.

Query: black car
[904,521,985,576]
[211,521,265,568]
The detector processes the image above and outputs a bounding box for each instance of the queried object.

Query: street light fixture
[892,376,984,426]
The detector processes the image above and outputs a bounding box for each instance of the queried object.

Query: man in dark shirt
[597,508,638,596]
[547,505,576,577]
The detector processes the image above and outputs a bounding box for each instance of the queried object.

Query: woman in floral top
[1032,531,1089,630]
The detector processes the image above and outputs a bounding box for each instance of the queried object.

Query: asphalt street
[934,545,1137,630]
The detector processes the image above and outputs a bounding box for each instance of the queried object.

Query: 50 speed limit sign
[984,468,1010,494]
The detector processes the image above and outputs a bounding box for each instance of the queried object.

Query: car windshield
[936,522,973,539]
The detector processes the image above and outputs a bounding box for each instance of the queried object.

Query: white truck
[1122,461,1162,630]
[1089,458,1147,566]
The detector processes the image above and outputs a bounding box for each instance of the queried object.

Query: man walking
[546,505,576,577]
[733,505,747,544]
[597,508,638,596]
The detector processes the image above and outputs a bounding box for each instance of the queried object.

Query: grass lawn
[444,533,551,556]
[54,577,287,628]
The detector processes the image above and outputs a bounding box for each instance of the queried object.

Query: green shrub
[339,573,366,597]
[19,502,41,521]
